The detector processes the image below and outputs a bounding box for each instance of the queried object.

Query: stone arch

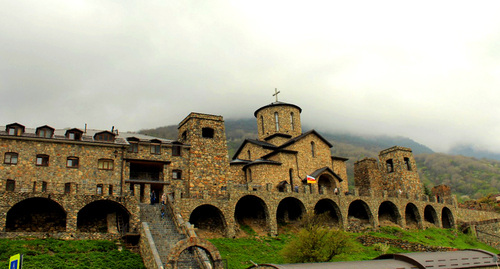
[276,197,305,225]
[166,237,224,269]
[234,195,269,236]
[77,200,130,233]
[347,199,374,231]
[314,199,343,228]
[317,174,336,195]
[6,197,66,232]
[378,201,402,226]
[424,205,439,227]
[441,207,454,228]
[189,204,227,237]
[405,203,422,229]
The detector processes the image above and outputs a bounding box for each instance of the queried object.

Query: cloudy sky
[1,1,500,153]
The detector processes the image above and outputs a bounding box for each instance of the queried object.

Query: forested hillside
[138,119,500,200]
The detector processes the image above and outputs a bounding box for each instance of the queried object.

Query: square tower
[378,146,422,198]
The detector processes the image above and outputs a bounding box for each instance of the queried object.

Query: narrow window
[386,159,394,173]
[96,184,103,195]
[247,150,251,160]
[36,155,49,166]
[150,144,161,154]
[128,143,138,153]
[289,168,293,183]
[33,182,37,192]
[202,128,214,138]
[41,181,47,192]
[4,152,18,164]
[172,170,182,179]
[247,169,252,183]
[172,145,181,156]
[67,157,79,168]
[274,112,279,131]
[404,157,411,171]
[290,112,294,130]
[64,183,71,194]
[108,185,113,195]
[260,116,264,134]
[311,142,315,157]
[182,131,187,140]
[98,159,114,170]
[6,180,15,192]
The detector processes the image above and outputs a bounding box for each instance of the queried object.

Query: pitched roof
[279,129,333,148]
[243,159,282,169]
[305,166,344,182]
[231,139,277,160]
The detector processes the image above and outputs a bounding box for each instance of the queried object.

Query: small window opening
[182,131,187,141]
[96,184,103,195]
[4,152,18,164]
[173,170,182,179]
[386,159,394,173]
[108,185,113,195]
[172,145,181,156]
[36,155,49,166]
[311,142,315,157]
[42,181,47,192]
[247,150,251,160]
[247,169,252,183]
[67,157,79,168]
[202,128,214,138]
[274,112,279,131]
[64,183,71,194]
[6,180,15,192]
[404,157,411,171]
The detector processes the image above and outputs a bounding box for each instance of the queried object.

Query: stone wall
[139,222,164,269]
[378,146,422,198]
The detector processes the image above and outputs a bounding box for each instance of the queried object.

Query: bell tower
[254,89,302,143]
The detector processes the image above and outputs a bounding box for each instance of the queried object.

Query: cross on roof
[273,88,280,102]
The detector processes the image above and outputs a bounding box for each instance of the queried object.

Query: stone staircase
[140,203,201,268]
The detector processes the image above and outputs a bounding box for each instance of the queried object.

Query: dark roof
[263,133,292,141]
[248,249,500,269]
[254,101,302,117]
[304,166,344,182]
[279,129,333,149]
[229,159,251,165]
[231,139,277,160]
[331,156,349,161]
[261,149,298,159]
[243,159,282,170]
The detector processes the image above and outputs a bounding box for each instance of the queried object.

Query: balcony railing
[129,171,161,181]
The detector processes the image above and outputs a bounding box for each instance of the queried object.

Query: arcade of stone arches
[187,194,455,237]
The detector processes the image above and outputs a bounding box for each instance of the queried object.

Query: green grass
[0,238,145,269]
[209,227,500,269]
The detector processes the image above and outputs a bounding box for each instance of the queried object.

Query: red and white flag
[307,175,316,184]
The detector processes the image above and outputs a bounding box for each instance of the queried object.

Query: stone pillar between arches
[66,209,77,233]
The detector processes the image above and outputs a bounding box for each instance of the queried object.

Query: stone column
[144,184,151,204]
[66,209,77,233]
[134,185,141,202]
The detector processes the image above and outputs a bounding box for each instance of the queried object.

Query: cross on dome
[273,88,280,102]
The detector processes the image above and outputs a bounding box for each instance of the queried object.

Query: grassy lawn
[210,227,500,269]
[0,238,145,269]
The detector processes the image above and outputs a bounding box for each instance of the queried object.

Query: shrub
[373,243,390,254]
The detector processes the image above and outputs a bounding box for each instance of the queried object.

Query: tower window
[36,155,49,166]
[4,152,18,164]
[260,116,264,134]
[202,128,214,138]
[386,159,394,173]
[182,131,187,140]
[275,112,279,131]
[404,157,411,171]
[290,112,294,130]
[311,142,315,157]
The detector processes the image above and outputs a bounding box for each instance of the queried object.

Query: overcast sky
[2,1,500,153]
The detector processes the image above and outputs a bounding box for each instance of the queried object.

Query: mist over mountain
[448,144,500,161]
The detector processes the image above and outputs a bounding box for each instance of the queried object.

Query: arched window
[274,112,279,131]
[247,150,251,160]
[290,112,294,130]
[247,169,252,183]
[260,116,264,134]
[311,142,315,157]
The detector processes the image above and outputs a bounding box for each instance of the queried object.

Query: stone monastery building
[2,95,497,267]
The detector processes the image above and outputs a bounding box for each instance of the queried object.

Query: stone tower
[177,113,229,196]
[378,146,422,198]
[354,157,383,196]
[254,101,302,145]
